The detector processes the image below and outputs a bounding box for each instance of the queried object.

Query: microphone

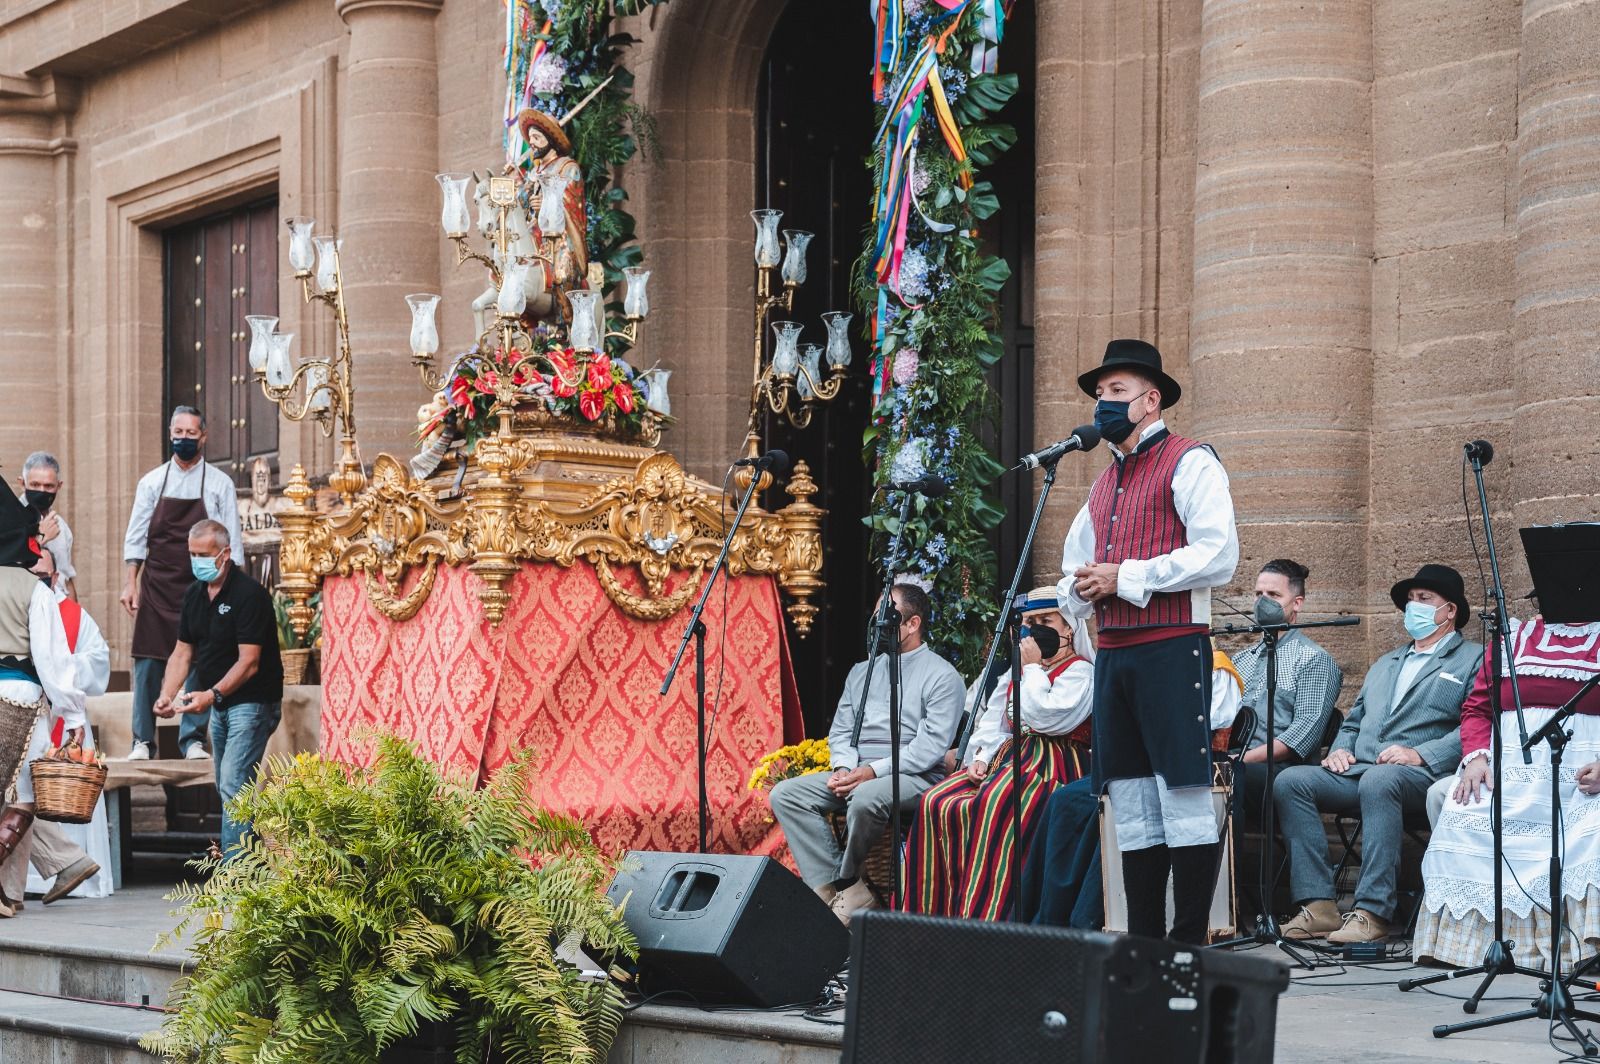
[1011,425,1102,472]
[1464,439,1494,466]
[734,449,790,473]
[888,475,951,498]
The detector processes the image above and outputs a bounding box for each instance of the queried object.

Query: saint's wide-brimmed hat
[1076,339,1182,409]
[1389,563,1471,630]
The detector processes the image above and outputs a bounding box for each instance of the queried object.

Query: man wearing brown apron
[120,407,242,760]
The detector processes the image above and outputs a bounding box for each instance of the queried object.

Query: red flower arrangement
[417,342,651,452]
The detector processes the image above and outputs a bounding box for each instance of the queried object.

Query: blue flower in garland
[899,248,932,301]
[889,437,930,483]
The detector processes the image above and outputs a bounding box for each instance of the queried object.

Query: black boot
[1169,842,1221,945]
[1120,844,1171,939]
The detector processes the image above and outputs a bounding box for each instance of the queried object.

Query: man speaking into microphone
[1057,339,1239,945]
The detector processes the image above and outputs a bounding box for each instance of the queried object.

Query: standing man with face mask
[1274,564,1481,944]
[1057,339,1240,945]
[154,520,282,860]
[120,407,242,761]
[17,452,76,602]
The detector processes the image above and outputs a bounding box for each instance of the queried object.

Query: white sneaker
[127,742,151,761]
[183,743,210,760]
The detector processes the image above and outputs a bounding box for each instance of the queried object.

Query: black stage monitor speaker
[606,851,849,1008]
[843,912,1289,1064]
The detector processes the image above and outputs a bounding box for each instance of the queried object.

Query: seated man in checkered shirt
[1231,559,1344,827]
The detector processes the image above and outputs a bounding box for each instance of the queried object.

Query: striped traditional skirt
[902,734,1088,920]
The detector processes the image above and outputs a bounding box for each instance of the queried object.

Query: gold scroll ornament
[275,444,825,639]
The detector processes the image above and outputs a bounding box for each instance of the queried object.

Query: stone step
[0,988,163,1062]
[0,933,187,1007]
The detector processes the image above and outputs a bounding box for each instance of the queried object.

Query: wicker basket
[30,756,107,824]
[281,647,313,686]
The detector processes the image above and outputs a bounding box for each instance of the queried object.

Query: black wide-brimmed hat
[1076,339,1182,408]
[0,479,40,570]
[1389,563,1471,629]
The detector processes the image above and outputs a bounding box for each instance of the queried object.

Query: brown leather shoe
[829,879,880,927]
[1280,899,1341,940]
[1327,909,1391,944]
[44,856,100,904]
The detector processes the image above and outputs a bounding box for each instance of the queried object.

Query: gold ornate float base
[276,428,824,641]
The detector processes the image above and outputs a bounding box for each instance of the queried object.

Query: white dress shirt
[965,657,1094,766]
[1056,420,1239,626]
[0,580,87,728]
[122,458,243,563]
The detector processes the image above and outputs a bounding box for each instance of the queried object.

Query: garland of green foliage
[857,21,1020,673]
[143,737,637,1063]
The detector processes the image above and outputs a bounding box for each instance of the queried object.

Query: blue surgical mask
[191,554,223,583]
[171,437,200,461]
[1403,601,1443,641]
[1093,398,1137,445]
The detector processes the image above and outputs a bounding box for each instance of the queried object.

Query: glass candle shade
[751,209,783,268]
[645,368,672,417]
[771,320,803,376]
[285,217,316,273]
[313,237,342,295]
[306,362,332,413]
[266,332,295,389]
[436,173,472,238]
[781,230,812,286]
[497,263,530,317]
[797,344,823,400]
[245,315,279,372]
[536,169,573,236]
[822,311,854,368]
[566,290,602,351]
[405,294,441,358]
[622,267,651,319]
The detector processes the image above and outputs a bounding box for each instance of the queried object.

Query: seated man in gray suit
[1275,564,1483,944]
[770,583,965,926]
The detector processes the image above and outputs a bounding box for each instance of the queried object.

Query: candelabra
[740,209,854,479]
[405,169,656,438]
[247,218,366,501]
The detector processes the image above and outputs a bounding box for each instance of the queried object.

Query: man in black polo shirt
[154,518,283,859]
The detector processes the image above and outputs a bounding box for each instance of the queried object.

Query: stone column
[1512,0,1600,536]
[334,0,445,457]
[1189,1,1373,650]
[0,76,76,466]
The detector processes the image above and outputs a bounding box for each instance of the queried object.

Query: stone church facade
[1,0,1595,681]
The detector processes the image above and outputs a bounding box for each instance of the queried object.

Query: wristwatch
[211,686,224,710]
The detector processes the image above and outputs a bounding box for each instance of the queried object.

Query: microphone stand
[946,456,1063,919]
[851,488,917,905]
[661,457,772,854]
[1418,671,1600,1047]
[1211,615,1360,969]
[1399,444,1539,1009]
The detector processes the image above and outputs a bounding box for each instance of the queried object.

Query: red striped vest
[1086,430,1208,633]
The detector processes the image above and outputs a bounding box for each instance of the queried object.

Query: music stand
[1520,522,1600,624]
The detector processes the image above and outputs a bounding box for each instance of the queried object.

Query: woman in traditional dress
[902,587,1094,920]
[0,487,87,917]
[1415,613,1600,970]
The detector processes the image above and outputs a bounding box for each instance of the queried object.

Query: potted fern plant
[142,735,637,1063]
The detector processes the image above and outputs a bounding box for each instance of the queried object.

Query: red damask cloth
[320,562,803,856]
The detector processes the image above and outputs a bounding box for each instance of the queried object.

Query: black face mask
[1020,623,1062,660]
[171,437,201,461]
[23,490,55,514]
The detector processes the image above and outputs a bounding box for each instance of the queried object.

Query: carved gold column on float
[1191,0,1372,625]
[1512,0,1600,532]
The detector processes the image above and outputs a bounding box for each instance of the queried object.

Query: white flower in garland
[894,572,933,593]
[899,247,931,300]
[529,53,568,97]
[911,155,933,198]
[889,437,929,483]
[892,347,920,386]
